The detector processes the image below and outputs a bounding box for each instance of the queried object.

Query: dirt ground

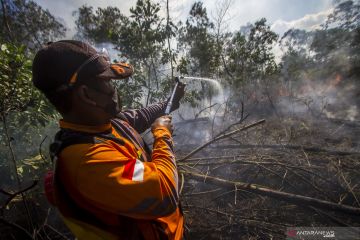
[174,115,360,239]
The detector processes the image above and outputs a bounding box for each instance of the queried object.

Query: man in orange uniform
[32,40,185,239]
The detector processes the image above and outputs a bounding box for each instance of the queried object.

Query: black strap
[111,119,152,160]
[49,129,125,161]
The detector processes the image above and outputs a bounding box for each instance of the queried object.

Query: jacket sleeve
[74,127,179,219]
[116,101,167,134]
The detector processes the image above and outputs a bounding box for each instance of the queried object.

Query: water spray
[165,76,184,115]
[165,76,224,115]
[183,76,224,103]
[182,76,221,89]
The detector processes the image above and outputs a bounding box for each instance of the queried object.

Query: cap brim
[97,62,134,80]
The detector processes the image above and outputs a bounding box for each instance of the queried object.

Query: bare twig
[179,119,265,162]
[209,143,360,156]
[1,115,34,230]
[185,205,291,228]
[181,170,360,215]
[339,170,360,208]
[214,113,249,139]
[0,180,38,214]
[183,188,222,197]
[0,217,34,240]
[254,162,299,192]
[308,206,353,227]
[195,103,218,119]
[44,224,71,240]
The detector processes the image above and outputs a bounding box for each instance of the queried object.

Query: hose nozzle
[165,76,183,114]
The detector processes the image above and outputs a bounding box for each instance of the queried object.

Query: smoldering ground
[160,67,360,239]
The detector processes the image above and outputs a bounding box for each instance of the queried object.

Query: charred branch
[210,144,360,156]
[179,119,265,162]
[182,170,360,216]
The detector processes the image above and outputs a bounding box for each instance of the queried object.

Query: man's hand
[169,82,186,112]
[151,115,174,134]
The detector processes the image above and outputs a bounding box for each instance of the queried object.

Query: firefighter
[32,40,185,240]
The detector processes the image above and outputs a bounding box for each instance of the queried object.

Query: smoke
[275,43,359,121]
[272,78,359,121]
[271,8,333,36]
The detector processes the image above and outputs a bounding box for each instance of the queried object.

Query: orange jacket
[50,103,184,240]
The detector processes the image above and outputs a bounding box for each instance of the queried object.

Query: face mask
[90,85,122,117]
[103,89,122,117]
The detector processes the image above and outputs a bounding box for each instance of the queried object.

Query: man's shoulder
[113,112,129,122]
[55,129,118,159]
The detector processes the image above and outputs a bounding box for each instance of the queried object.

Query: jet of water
[182,76,222,90]
[182,76,224,100]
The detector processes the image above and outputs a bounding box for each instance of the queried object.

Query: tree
[178,2,217,76]
[73,5,126,43]
[324,0,360,30]
[74,0,176,108]
[280,0,360,82]
[0,0,66,49]
[117,0,174,106]
[212,0,233,79]
[313,0,360,78]
[226,19,278,88]
[0,43,55,126]
[277,0,360,120]
[0,43,59,236]
[177,2,221,108]
[0,42,57,168]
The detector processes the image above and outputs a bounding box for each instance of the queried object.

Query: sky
[34,0,335,38]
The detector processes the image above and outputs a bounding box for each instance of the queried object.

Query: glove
[151,115,174,134]
[168,82,186,112]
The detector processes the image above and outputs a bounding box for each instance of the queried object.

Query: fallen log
[181,170,360,216]
[321,117,360,128]
[179,119,266,162]
[210,144,360,156]
[173,117,210,125]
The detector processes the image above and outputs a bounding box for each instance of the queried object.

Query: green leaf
[1,44,8,52]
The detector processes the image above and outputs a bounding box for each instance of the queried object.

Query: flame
[298,84,312,95]
[278,86,290,96]
[332,73,342,86]
[274,73,343,99]
[249,92,257,100]
[325,73,342,93]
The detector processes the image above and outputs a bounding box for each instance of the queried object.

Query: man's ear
[76,85,97,106]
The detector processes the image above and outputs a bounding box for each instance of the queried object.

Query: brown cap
[32,40,133,93]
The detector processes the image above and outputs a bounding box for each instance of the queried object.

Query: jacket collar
[59,119,112,133]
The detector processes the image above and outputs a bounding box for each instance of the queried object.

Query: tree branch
[179,119,265,162]
[0,0,13,40]
[182,170,360,215]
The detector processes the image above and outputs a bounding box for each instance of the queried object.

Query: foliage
[280,0,360,81]
[74,0,178,107]
[0,43,56,125]
[177,2,220,106]
[324,0,360,30]
[73,5,125,43]
[0,0,66,50]
[226,19,278,86]
[0,0,359,238]
[0,42,56,209]
[178,2,217,76]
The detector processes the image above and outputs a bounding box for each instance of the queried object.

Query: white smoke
[271,8,333,36]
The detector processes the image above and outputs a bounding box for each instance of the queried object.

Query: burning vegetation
[0,0,360,239]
